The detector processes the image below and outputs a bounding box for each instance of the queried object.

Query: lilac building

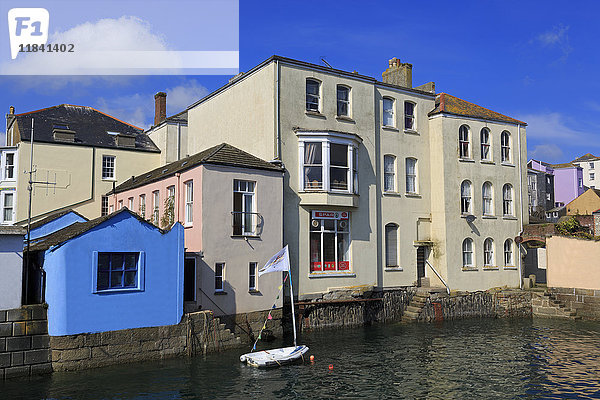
[551,162,585,206]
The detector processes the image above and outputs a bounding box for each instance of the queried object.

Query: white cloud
[0,131,5,146]
[532,24,572,62]
[0,16,168,75]
[94,80,209,130]
[529,144,564,163]
[519,112,596,143]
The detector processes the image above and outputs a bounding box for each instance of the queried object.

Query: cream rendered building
[571,153,600,189]
[157,56,528,296]
[3,105,160,224]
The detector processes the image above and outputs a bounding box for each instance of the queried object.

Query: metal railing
[231,211,263,236]
[425,260,450,295]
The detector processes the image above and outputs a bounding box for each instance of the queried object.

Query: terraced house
[152,55,528,296]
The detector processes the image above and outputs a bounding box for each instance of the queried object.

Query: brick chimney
[154,92,167,126]
[382,57,412,88]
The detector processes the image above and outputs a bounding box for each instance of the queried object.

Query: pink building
[110,143,284,317]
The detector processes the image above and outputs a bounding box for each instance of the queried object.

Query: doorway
[417,246,426,286]
[184,257,196,305]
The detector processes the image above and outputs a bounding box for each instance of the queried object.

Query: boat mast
[288,267,297,347]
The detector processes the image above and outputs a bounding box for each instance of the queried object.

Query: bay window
[3,152,15,180]
[2,192,14,223]
[330,143,349,190]
[310,211,350,273]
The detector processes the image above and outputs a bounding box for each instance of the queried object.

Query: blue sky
[1,0,599,164]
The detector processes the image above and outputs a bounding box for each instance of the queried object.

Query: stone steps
[401,294,430,323]
[533,292,580,320]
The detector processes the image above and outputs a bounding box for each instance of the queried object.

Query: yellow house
[1,104,161,225]
[566,188,600,215]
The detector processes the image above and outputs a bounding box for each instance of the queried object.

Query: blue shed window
[97,252,140,291]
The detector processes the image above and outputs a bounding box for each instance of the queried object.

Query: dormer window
[52,124,75,142]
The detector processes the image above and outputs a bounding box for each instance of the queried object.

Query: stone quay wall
[51,310,241,372]
[549,287,600,320]
[297,287,417,332]
[229,308,283,343]
[0,305,51,380]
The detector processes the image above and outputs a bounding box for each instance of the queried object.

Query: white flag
[259,245,290,276]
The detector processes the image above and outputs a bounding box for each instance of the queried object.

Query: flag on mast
[259,245,290,276]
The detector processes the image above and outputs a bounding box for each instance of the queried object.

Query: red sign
[338,261,350,270]
[312,211,349,220]
[310,262,322,272]
[323,262,336,271]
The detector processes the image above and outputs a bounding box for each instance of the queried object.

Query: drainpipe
[177,122,181,161]
[176,172,181,223]
[517,124,524,289]
[274,59,281,160]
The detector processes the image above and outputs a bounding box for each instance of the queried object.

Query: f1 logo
[7,8,49,59]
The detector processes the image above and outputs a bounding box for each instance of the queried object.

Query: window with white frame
[504,239,513,266]
[249,262,258,291]
[337,85,350,117]
[384,155,396,192]
[383,97,395,127]
[590,173,595,181]
[461,180,472,214]
[233,180,256,236]
[501,131,511,163]
[102,155,116,180]
[480,128,491,160]
[462,238,473,268]
[96,252,140,291]
[215,263,225,292]
[310,212,350,273]
[503,184,513,216]
[482,182,493,215]
[3,153,15,180]
[118,200,123,210]
[166,186,175,225]
[385,223,398,267]
[459,125,470,158]
[2,192,14,223]
[128,197,134,210]
[590,162,595,170]
[139,194,146,218]
[404,101,415,131]
[152,191,160,223]
[101,196,109,216]
[484,238,494,266]
[299,136,359,194]
[405,158,417,194]
[306,79,320,112]
[185,181,193,225]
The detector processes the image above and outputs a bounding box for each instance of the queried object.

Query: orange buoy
[310,355,315,362]
[328,364,334,370]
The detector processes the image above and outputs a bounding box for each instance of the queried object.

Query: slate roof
[111,143,284,194]
[21,209,88,230]
[28,208,163,252]
[572,153,600,163]
[0,226,26,235]
[428,93,527,125]
[14,104,160,152]
[550,162,578,169]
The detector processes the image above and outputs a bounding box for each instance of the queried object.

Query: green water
[2,318,600,399]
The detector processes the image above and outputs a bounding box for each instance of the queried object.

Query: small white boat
[240,345,309,368]
[240,246,309,368]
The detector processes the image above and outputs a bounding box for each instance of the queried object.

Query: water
[3,318,600,399]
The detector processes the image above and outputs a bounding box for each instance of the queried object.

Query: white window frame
[461,180,472,214]
[405,158,418,194]
[1,191,15,224]
[504,239,513,266]
[306,79,321,112]
[128,197,134,210]
[102,155,116,181]
[459,125,471,159]
[152,190,160,224]
[101,196,109,216]
[385,223,399,268]
[462,238,473,268]
[2,152,16,181]
[590,162,595,170]
[404,101,416,131]
[503,184,514,216]
[185,180,193,225]
[501,131,511,163]
[93,252,144,293]
[297,132,360,194]
[384,155,396,193]
[139,194,146,218]
[336,85,350,117]
[215,263,225,292]
[590,173,595,181]
[249,262,258,291]
[233,180,256,236]
[382,97,395,127]
[480,128,491,161]
[482,182,494,216]
[118,200,123,210]
[484,238,494,267]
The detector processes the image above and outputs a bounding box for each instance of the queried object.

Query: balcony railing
[231,211,263,236]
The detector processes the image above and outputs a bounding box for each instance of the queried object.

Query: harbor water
[2,318,600,399]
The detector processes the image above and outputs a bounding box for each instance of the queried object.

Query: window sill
[504,266,518,270]
[102,178,117,182]
[248,290,261,294]
[501,162,515,167]
[305,110,326,118]
[231,235,260,239]
[95,287,142,294]
[460,214,475,219]
[461,266,478,271]
[458,158,475,163]
[483,266,499,271]
[403,129,419,135]
[480,160,495,165]
[482,215,497,219]
[382,125,399,132]
[502,216,517,220]
[405,193,421,198]
[383,191,401,197]
[214,291,227,295]
[184,224,194,229]
[385,266,403,272]
[336,115,355,123]
[309,272,356,278]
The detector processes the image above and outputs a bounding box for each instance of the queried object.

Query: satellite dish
[465,214,476,223]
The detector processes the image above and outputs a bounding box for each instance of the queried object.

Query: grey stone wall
[0,305,51,380]
[51,310,241,372]
[549,287,600,320]
[229,308,283,343]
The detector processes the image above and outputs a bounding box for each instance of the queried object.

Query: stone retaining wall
[549,287,600,320]
[0,305,51,380]
[51,310,241,372]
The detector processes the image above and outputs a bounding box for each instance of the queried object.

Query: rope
[251,273,288,352]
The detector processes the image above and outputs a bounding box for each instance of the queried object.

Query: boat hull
[240,345,309,368]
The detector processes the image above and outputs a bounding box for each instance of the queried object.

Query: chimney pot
[154,92,167,126]
[382,57,413,89]
[9,106,14,114]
